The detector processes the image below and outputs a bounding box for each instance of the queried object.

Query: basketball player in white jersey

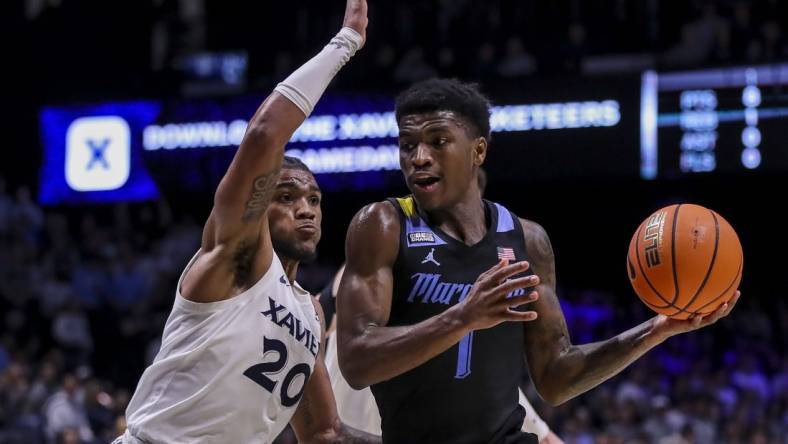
[118,1,379,443]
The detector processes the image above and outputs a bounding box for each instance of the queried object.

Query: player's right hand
[342,0,368,47]
[451,259,540,331]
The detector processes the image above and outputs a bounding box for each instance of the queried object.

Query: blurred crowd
[0,176,786,443]
[11,0,788,102]
[527,290,788,444]
[0,177,201,443]
[3,0,787,442]
[257,0,788,86]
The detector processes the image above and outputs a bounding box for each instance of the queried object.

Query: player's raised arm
[204,0,367,257]
[180,0,367,303]
[336,202,539,389]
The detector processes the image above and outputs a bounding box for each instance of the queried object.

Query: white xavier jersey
[123,252,321,444]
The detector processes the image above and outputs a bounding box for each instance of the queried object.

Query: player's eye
[279,193,293,203]
[309,195,321,206]
[399,141,416,151]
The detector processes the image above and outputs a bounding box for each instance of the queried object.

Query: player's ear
[472,137,487,166]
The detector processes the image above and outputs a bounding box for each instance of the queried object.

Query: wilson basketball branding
[643,210,666,268]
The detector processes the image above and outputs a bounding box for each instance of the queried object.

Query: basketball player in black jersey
[318,169,564,443]
[335,78,740,444]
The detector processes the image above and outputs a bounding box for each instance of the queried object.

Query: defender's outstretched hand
[343,0,368,47]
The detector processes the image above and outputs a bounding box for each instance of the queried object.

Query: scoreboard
[640,64,788,179]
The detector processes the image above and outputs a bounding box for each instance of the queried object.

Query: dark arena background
[1,1,787,443]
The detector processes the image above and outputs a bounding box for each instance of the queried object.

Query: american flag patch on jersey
[497,247,516,261]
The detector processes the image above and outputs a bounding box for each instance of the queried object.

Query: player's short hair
[282,156,313,174]
[395,78,492,140]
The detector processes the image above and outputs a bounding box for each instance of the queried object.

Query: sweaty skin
[337,109,740,406]
[337,111,540,390]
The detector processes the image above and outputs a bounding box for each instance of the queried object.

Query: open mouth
[412,176,441,191]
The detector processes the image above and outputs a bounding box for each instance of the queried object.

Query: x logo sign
[86,138,110,170]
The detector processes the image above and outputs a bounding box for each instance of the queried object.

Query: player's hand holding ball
[627,204,742,337]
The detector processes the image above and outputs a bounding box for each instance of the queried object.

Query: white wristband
[274,27,363,117]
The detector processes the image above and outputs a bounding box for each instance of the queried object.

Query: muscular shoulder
[519,219,550,249]
[352,201,399,230]
[518,218,555,279]
[346,201,400,269]
[348,201,400,243]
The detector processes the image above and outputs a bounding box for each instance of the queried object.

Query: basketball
[627,204,743,320]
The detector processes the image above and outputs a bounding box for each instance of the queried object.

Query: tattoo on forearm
[242,170,280,222]
[558,322,655,400]
[523,220,659,402]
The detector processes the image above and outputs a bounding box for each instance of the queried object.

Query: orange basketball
[626,204,743,320]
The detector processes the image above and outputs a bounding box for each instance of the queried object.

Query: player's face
[267,168,322,263]
[398,111,485,211]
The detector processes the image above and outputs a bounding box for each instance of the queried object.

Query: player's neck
[281,258,300,283]
[424,190,487,246]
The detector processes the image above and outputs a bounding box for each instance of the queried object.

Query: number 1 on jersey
[455,331,474,379]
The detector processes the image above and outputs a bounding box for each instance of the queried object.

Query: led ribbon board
[40,94,623,204]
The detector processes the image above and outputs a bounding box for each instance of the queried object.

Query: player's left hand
[342,0,368,47]
[652,290,740,339]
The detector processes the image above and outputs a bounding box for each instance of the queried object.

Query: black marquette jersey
[371,196,538,444]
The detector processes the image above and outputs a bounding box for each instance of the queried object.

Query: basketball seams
[670,204,681,305]
[692,212,743,314]
[666,208,721,317]
[640,297,677,313]
[664,262,740,317]
[694,260,742,315]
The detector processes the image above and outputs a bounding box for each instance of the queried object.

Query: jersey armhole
[384,198,407,276]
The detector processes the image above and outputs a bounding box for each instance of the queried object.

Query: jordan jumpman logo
[421,248,440,266]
